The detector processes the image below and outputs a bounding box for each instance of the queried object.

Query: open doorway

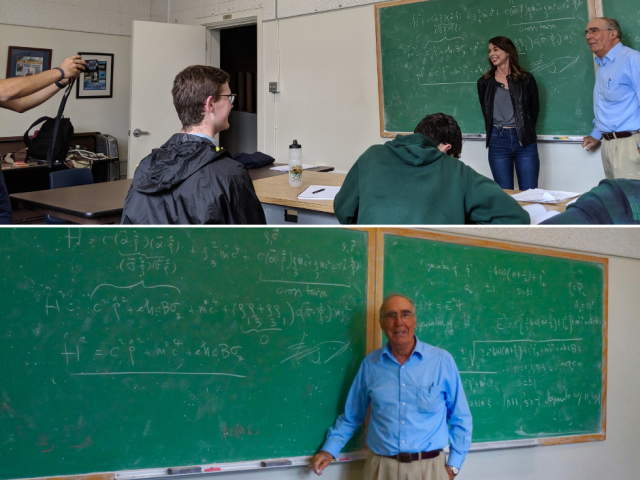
[218,24,258,154]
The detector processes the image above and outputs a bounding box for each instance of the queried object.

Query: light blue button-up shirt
[189,132,218,146]
[590,42,640,146]
[321,337,472,469]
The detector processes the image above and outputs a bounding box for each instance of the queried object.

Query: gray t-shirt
[493,84,516,127]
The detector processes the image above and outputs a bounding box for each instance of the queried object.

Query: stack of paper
[522,204,560,224]
[511,188,581,204]
[297,185,341,200]
[270,164,319,172]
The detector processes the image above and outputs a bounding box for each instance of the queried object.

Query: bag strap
[23,116,51,147]
[46,79,75,167]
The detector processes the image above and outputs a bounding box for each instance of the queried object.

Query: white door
[128,21,206,178]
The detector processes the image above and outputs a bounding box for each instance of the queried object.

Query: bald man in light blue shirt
[582,18,640,179]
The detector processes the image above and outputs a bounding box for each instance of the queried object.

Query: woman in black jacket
[477,36,540,190]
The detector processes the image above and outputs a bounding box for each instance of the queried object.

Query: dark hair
[414,112,463,159]
[171,65,230,129]
[597,17,622,39]
[483,36,527,82]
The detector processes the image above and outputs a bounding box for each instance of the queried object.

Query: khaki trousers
[601,133,640,180]
[363,451,450,480]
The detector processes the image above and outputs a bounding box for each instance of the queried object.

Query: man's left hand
[445,465,456,480]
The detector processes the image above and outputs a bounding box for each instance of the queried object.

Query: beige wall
[0,24,131,162]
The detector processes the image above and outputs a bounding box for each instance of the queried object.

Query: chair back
[45,168,94,224]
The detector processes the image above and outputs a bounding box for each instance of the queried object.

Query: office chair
[45,168,94,224]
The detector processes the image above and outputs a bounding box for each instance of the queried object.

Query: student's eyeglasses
[219,94,237,104]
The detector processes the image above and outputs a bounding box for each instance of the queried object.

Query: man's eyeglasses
[219,94,237,104]
[383,311,415,321]
[584,27,612,36]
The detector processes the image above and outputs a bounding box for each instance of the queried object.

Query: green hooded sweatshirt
[334,133,529,225]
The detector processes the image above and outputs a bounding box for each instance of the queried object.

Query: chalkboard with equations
[375,0,598,137]
[0,228,372,480]
[602,0,640,51]
[379,230,607,445]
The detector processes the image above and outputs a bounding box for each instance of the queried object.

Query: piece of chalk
[168,467,202,475]
[261,460,292,467]
[203,468,221,472]
[338,457,349,461]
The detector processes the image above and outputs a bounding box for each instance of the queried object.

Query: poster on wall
[76,52,114,99]
[6,46,52,78]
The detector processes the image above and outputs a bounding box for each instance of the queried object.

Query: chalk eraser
[168,467,202,475]
[261,460,292,467]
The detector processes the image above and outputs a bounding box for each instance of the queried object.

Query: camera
[85,59,98,73]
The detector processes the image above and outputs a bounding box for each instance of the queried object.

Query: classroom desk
[253,176,574,225]
[9,164,334,224]
[504,189,578,213]
[10,180,132,224]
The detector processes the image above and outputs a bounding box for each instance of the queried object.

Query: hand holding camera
[59,55,88,79]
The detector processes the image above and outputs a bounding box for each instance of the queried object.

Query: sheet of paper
[522,204,560,224]
[270,163,318,172]
[511,188,580,204]
[297,185,341,200]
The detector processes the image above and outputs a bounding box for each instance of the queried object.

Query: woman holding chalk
[477,36,540,190]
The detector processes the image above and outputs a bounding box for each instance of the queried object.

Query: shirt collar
[189,132,217,146]
[381,336,424,363]
[596,42,624,66]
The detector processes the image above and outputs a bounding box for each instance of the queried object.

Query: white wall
[0,24,132,163]
[0,0,150,36]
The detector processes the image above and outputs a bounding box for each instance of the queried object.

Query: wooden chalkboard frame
[375,228,608,448]
[374,0,604,140]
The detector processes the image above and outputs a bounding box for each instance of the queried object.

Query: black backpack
[23,81,74,167]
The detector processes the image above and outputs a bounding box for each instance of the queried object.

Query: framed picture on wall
[76,52,114,99]
[6,46,52,78]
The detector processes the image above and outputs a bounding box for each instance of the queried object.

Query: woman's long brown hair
[483,36,527,82]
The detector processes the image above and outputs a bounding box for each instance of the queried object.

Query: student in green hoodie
[333,113,530,225]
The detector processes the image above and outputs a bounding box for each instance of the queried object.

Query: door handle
[132,128,149,137]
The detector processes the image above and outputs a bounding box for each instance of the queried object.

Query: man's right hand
[310,451,333,476]
[59,55,87,79]
[582,135,600,151]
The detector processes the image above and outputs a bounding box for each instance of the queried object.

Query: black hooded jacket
[477,72,539,148]
[121,134,266,225]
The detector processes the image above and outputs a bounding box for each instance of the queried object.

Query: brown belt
[383,450,442,463]
[601,130,640,141]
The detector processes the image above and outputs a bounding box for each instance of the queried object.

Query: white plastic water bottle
[288,139,303,187]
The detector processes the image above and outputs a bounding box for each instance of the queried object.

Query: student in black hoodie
[121,65,266,225]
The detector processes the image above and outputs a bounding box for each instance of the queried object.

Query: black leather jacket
[477,72,539,148]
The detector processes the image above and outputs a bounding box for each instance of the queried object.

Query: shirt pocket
[417,385,443,413]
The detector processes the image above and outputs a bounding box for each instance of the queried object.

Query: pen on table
[312,188,325,194]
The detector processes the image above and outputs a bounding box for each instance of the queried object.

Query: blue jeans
[488,126,540,190]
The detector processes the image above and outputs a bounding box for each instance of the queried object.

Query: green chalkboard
[0,228,370,479]
[376,0,596,136]
[382,232,606,444]
[602,0,640,51]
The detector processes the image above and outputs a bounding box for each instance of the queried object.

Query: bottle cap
[289,139,301,148]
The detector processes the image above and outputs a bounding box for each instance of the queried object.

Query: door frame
[200,9,264,152]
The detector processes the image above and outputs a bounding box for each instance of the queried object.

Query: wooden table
[11,179,132,224]
[504,189,577,212]
[9,164,335,225]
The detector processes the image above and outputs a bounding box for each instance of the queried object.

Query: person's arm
[0,55,86,103]
[0,79,68,113]
[310,361,370,475]
[464,168,530,224]
[333,160,361,224]
[443,354,472,471]
[631,54,640,153]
